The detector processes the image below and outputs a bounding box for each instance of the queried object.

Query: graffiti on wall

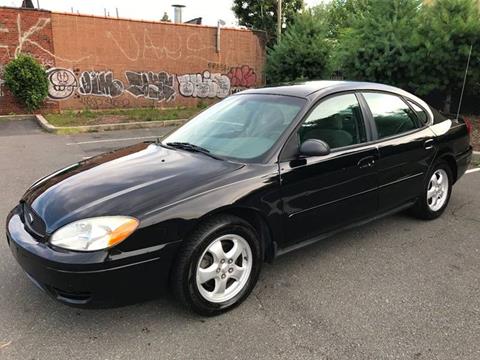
[79,96,131,110]
[47,68,78,100]
[125,71,176,101]
[177,71,230,98]
[45,66,257,103]
[208,62,229,72]
[227,65,257,93]
[79,71,124,98]
[0,13,90,70]
[46,67,178,102]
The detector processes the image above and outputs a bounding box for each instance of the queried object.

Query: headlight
[50,216,139,252]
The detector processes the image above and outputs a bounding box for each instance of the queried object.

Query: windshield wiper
[166,142,224,160]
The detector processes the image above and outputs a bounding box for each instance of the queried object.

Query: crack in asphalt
[450,200,480,223]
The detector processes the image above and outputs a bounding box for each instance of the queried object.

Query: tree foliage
[325,0,366,39]
[412,0,480,111]
[335,0,480,112]
[262,0,480,111]
[232,0,304,46]
[4,54,48,111]
[335,0,422,90]
[265,8,332,83]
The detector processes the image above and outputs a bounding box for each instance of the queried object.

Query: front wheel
[411,161,453,220]
[171,215,262,315]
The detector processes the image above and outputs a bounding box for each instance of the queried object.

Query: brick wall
[0,7,59,114]
[0,7,266,114]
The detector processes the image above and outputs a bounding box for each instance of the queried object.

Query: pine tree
[265,8,332,83]
[335,0,421,90]
[413,0,480,112]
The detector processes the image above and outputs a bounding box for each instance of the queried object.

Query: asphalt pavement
[0,119,479,360]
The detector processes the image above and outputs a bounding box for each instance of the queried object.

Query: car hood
[22,143,243,233]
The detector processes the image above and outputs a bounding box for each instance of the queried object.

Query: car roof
[236,80,434,125]
[237,81,345,97]
[238,80,414,99]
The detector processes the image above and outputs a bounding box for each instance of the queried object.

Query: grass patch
[45,106,202,127]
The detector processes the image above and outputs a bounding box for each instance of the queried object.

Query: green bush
[265,7,332,83]
[4,54,48,111]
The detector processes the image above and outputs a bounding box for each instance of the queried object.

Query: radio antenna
[456,44,473,120]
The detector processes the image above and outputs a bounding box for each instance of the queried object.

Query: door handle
[424,139,434,150]
[357,155,376,168]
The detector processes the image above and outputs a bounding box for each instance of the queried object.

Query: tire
[171,214,262,316]
[410,160,453,220]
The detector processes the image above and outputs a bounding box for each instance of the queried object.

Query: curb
[473,151,480,163]
[34,115,188,133]
[0,114,37,121]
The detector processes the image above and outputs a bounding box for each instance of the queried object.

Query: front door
[279,93,379,248]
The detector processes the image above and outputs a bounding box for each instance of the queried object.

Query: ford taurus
[6,81,472,315]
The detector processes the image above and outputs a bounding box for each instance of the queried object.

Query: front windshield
[163,94,306,161]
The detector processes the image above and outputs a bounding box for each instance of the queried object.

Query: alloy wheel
[195,234,252,303]
[427,169,449,212]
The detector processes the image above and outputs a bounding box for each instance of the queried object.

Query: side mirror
[299,139,330,157]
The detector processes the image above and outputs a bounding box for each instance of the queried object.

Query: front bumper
[6,206,180,306]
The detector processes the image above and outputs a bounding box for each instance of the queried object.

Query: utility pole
[277,0,282,42]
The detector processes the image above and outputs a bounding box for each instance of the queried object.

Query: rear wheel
[411,160,452,220]
[171,215,262,315]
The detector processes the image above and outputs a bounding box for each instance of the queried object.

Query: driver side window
[298,94,367,149]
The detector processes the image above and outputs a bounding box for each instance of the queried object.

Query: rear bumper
[456,146,473,181]
[6,206,180,306]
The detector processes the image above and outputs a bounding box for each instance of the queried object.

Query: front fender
[130,164,283,251]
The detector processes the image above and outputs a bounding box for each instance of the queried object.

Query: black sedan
[6,81,472,315]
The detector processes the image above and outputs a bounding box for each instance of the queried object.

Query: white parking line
[66,135,160,146]
[466,168,480,174]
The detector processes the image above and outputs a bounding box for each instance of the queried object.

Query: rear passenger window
[407,100,428,124]
[363,92,418,139]
[298,94,367,149]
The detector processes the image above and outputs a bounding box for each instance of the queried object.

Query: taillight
[464,116,472,136]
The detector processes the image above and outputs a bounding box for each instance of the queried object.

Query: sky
[0,0,325,27]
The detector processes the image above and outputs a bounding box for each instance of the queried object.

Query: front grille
[21,203,47,240]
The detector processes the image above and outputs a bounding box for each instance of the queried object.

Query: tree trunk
[443,92,452,114]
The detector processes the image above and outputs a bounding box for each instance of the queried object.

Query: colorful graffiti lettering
[227,65,257,89]
[45,67,255,102]
[125,71,176,102]
[177,71,230,98]
[78,71,124,98]
[47,68,78,100]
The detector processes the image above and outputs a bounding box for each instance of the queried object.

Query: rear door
[279,93,379,247]
[359,92,436,213]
